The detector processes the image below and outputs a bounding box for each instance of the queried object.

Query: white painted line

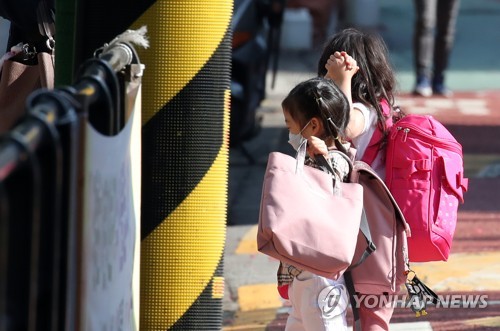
[458,106,490,115]
[425,99,454,109]
[396,98,417,108]
[409,106,437,115]
[456,99,490,115]
[456,99,487,107]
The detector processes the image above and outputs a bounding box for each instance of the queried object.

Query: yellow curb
[237,283,283,312]
[222,308,278,331]
[223,324,266,331]
[235,225,258,254]
[464,316,500,328]
[411,252,500,292]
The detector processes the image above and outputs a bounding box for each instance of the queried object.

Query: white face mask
[288,120,311,151]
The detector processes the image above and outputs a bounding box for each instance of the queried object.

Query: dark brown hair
[318,28,398,136]
[282,77,350,154]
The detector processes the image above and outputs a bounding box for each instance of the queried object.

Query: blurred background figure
[413,0,460,97]
[287,0,346,48]
[0,0,55,52]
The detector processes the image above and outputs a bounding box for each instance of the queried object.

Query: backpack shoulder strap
[315,151,353,178]
[360,99,393,165]
[344,271,361,331]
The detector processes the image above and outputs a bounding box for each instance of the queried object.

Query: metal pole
[55,0,232,328]
[131,1,232,329]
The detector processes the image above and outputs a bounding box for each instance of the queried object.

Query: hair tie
[315,96,323,106]
[327,117,339,130]
[326,117,341,140]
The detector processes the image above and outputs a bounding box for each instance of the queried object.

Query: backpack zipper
[401,128,410,142]
[393,124,463,155]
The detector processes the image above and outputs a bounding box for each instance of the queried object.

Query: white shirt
[351,102,386,179]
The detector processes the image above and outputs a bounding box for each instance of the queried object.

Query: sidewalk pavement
[224,0,500,330]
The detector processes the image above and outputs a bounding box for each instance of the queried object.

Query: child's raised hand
[306,136,328,158]
[324,51,359,83]
[341,51,358,71]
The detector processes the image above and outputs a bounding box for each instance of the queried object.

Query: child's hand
[306,136,328,158]
[324,51,359,83]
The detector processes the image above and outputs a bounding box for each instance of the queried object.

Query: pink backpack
[385,114,468,262]
[349,160,410,294]
[363,101,469,262]
[348,158,439,328]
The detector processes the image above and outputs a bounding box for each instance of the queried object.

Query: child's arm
[324,51,366,140]
[324,51,357,106]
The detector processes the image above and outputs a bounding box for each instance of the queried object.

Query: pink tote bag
[257,151,364,279]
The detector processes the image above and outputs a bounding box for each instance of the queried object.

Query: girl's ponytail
[312,87,339,139]
[314,81,350,156]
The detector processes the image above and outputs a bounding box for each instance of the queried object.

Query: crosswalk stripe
[425,99,454,109]
[395,97,492,116]
[457,99,490,115]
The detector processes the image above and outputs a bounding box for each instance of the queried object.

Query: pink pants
[357,294,395,331]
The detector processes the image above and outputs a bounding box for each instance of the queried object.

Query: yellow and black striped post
[57,0,232,329]
[132,1,232,329]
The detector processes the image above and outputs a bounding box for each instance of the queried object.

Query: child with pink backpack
[317,28,467,330]
[317,27,401,331]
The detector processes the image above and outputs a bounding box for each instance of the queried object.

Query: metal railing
[0,35,144,331]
